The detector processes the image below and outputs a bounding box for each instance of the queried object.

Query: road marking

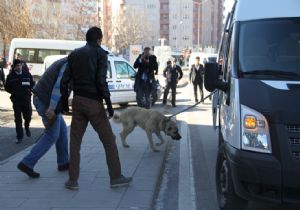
[179,121,196,210]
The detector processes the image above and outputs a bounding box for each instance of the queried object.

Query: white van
[43,55,162,105]
[8,39,110,79]
[204,0,300,209]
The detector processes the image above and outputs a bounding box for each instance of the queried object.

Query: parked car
[43,54,162,106]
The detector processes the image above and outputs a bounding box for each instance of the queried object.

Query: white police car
[43,54,162,106]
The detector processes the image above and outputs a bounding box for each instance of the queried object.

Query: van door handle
[116,80,122,83]
[108,81,113,83]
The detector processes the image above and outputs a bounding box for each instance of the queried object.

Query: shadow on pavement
[0,126,44,162]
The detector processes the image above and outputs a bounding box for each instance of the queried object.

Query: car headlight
[241,105,271,153]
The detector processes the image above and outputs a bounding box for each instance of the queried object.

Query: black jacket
[61,42,110,101]
[5,70,34,101]
[133,54,158,89]
[163,65,183,84]
[189,64,204,83]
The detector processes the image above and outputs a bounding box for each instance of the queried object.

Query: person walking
[162,58,183,107]
[61,27,132,190]
[5,59,34,144]
[0,57,6,88]
[189,56,204,102]
[133,47,158,109]
[17,57,70,178]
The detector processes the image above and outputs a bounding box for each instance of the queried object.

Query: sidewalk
[0,119,171,210]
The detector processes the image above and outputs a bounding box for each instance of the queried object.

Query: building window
[173,37,177,41]
[183,14,189,19]
[162,3,168,10]
[173,25,177,30]
[147,4,156,9]
[183,4,189,9]
[183,36,190,41]
[173,14,177,19]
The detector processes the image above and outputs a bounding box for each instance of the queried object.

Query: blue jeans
[21,96,69,169]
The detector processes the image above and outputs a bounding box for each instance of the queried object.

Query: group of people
[133,49,205,108]
[5,27,132,190]
[2,26,206,191]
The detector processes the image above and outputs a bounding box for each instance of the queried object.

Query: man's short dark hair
[86,27,103,43]
[196,56,200,60]
[144,47,151,51]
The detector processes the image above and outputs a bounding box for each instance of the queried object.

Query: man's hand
[45,108,55,120]
[61,96,69,114]
[45,108,56,129]
[104,97,114,119]
[107,104,114,119]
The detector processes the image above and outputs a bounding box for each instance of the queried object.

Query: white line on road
[179,121,196,210]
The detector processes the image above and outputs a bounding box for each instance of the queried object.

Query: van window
[115,61,136,79]
[15,49,35,63]
[14,48,70,64]
[38,49,62,63]
[239,18,300,77]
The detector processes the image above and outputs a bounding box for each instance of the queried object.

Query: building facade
[159,0,224,51]
[123,0,161,47]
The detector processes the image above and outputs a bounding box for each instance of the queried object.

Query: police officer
[5,59,35,144]
[162,57,183,107]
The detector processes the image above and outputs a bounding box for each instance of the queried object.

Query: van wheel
[216,147,248,210]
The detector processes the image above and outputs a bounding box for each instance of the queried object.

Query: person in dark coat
[0,57,6,88]
[162,57,183,107]
[61,27,132,190]
[189,56,204,102]
[5,59,35,144]
[133,47,158,109]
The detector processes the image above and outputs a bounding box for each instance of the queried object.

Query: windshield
[239,18,300,78]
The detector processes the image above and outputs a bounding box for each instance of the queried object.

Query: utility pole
[193,0,209,51]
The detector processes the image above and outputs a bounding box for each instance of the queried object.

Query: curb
[150,137,173,210]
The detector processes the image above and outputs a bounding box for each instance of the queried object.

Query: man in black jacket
[162,58,183,107]
[5,59,35,143]
[61,27,132,190]
[189,56,204,102]
[0,57,6,88]
[133,47,158,109]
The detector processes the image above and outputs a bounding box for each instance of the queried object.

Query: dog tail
[112,113,122,124]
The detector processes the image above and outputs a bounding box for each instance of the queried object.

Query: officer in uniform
[162,57,183,107]
[5,59,35,144]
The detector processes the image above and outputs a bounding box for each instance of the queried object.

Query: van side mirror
[204,62,228,92]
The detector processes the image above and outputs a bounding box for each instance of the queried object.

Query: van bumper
[225,143,300,205]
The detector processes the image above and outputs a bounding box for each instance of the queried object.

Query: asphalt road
[154,83,299,210]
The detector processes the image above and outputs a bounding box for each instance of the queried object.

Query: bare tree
[0,0,35,55]
[113,7,155,54]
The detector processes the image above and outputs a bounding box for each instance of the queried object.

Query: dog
[113,107,181,152]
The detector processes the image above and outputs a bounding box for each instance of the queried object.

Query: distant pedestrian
[0,57,6,88]
[189,56,204,102]
[17,58,70,178]
[162,57,183,107]
[133,47,158,109]
[61,26,132,190]
[5,59,34,144]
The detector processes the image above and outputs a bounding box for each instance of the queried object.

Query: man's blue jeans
[21,95,69,169]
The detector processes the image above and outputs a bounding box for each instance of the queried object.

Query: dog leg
[146,132,160,152]
[155,132,165,146]
[120,124,134,148]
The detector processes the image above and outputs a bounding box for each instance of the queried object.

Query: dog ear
[160,117,171,131]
